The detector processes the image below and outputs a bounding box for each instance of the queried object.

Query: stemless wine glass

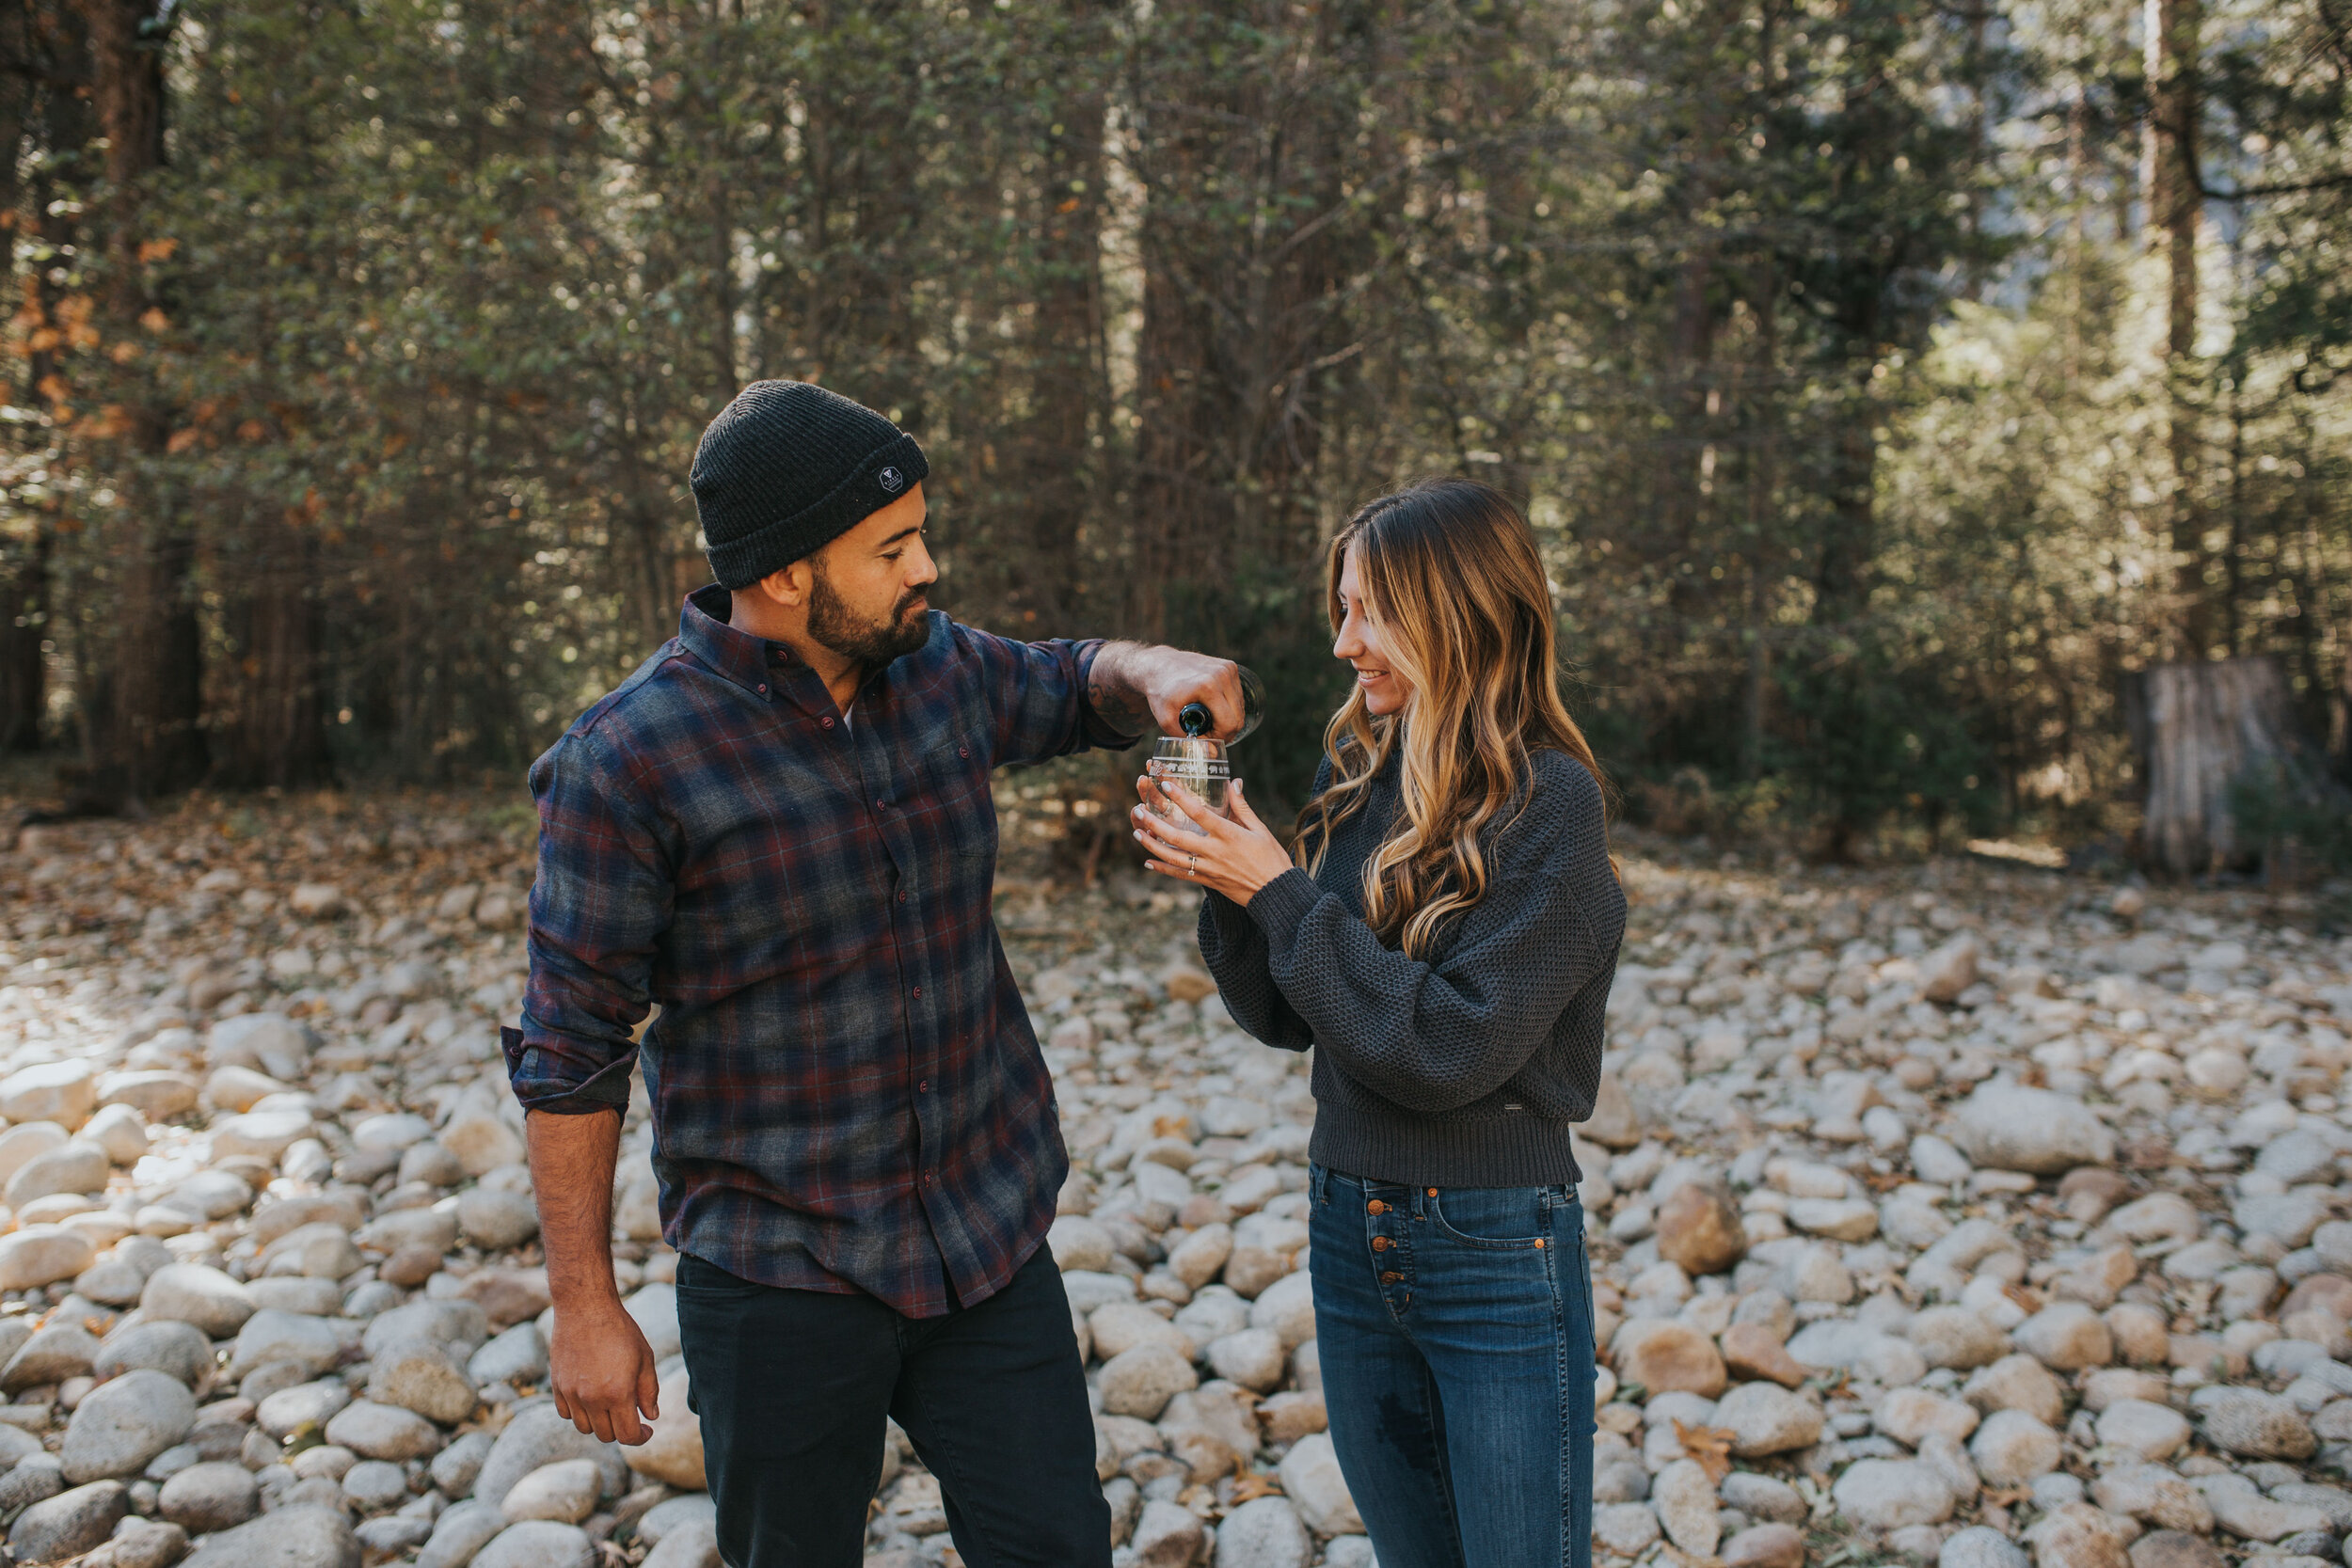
[1146,735,1232,831]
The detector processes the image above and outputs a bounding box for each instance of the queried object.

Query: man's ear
[750,561,814,610]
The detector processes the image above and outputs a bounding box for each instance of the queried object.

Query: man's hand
[1089,642,1247,739]
[526,1106,660,1444]
[548,1295,661,1444]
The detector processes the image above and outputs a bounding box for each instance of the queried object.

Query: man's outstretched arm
[530,1106,660,1445]
[959,626,1247,768]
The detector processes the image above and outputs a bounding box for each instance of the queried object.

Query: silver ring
[1188,855,1198,876]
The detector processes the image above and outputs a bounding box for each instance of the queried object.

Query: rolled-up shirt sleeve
[954,625,1141,766]
[511,723,673,1116]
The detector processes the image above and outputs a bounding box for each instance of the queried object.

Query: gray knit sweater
[1199,747,1626,1187]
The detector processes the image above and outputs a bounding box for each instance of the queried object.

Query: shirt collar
[680,584,792,698]
[678,584,907,717]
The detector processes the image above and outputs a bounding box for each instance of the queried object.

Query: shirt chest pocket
[923,737,997,863]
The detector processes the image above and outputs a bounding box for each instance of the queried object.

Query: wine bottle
[1177,663,1264,742]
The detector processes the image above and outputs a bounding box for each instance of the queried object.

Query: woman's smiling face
[1334,542,1412,717]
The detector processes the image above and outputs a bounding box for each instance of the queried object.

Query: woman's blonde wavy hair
[1294,477,1611,958]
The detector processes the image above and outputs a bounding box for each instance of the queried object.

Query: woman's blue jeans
[1307,1163,1596,1568]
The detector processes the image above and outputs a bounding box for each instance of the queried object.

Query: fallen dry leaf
[1675,1418,1737,1483]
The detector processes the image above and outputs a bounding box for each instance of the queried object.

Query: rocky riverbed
[0,787,2341,1568]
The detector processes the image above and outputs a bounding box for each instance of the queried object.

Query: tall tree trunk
[1130,225,1221,641]
[1659,20,1728,562]
[109,515,205,798]
[2336,640,2352,785]
[1814,251,1888,626]
[800,0,926,425]
[83,0,204,801]
[2146,0,2207,657]
[1130,0,1365,643]
[1006,3,1112,632]
[0,13,41,754]
[1815,393,1880,624]
[1740,262,1780,782]
[0,531,47,752]
[620,422,689,656]
[14,55,87,764]
[1129,6,1233,643]
[215,525,329,788]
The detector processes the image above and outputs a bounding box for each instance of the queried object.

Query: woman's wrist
[1242,867,1317,931]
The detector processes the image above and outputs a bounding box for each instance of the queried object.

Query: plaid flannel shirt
[506,584,1136,1316]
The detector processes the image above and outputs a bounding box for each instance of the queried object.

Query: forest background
[0,0,2345,874]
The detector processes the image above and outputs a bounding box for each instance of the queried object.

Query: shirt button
[820,716,834,729]
[757,684,768,695]
[958,745,968,758]
[912,987,922,998]
[897,890,908,903]
[924,1172,937,1185]
[918,1079,930,1092]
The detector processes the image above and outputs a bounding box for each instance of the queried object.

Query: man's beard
[807,563,930,667]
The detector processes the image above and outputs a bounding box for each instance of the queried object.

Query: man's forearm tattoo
[1087,641,1154,736]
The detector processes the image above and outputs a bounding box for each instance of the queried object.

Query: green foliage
[0,0,2342,858]
[1770,629,2000,854]
[2230,761,2352,874]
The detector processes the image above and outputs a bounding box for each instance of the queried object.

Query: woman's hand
[1131,777,1296,905]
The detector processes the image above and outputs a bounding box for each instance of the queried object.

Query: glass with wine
[1145,664,1263,831]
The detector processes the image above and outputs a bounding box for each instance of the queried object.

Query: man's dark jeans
[675,1245,1111,1567]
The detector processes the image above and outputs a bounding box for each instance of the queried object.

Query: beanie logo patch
[878,466,906,494]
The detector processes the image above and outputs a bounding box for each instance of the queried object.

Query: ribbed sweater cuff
[1245,868,1321,946]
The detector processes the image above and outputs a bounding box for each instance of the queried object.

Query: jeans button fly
[1371,1236,1391,1252]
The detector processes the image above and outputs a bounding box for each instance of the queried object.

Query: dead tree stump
[2126,656,2319,877]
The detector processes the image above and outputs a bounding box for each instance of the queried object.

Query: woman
[1131,477,1625,1568]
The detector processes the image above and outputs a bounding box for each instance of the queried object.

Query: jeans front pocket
[1426,1183,1562,1248]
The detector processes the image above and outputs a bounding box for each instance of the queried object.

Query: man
[504,381,1241,1566]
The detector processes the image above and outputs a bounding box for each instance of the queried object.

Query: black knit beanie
[691,381,930,590]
